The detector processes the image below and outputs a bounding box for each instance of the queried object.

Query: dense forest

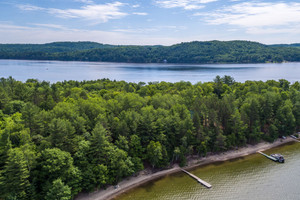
[0,76,299,200]
[1,40,300,63]
[270,43,300,48]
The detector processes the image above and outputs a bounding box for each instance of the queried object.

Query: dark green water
[115,142,300,200]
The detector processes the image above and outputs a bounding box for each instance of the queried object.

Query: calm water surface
[116,142,300,200]
[0,60,300,83]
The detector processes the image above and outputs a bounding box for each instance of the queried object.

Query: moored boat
[290,135,298,139]
[270,154,285,163]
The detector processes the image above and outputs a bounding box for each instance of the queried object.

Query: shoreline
[1,59,298,65]
[75,136,299,200]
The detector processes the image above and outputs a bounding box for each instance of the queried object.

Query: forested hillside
[1,40,300,63]
[0,76,299,199]
[0,42,113,53]
[270,43,300,48]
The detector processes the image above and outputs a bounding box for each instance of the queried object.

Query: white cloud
[48,2,127,23]
[1,22,299,45]
[0,22,196,45]
[155,0,217,10]
[0,23,78,33]
[0,23,190,45]
[184,4,204,10]
[0,24,36,31]
[74,0,94,4]
[159,25,187,30]
[17,4,44,11]
[0,23,123,44]
[113,25,186,34]
[113,28,158,33]
[17,2,128,24]
[202,2,300,29]
[133,12,148,16]
[30,23,69,30]
[198,0,218,3]
[246,26,300,35]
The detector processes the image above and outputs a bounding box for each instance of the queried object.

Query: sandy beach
[75,136,299,200]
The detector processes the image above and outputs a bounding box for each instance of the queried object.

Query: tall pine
[0,148,31,200]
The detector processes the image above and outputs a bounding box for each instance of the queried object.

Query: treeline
[1,40,300,63]
[0,76,299,199]
[270,43,300,48]
[0,41,113,53]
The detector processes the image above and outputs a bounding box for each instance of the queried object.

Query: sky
[0,0,300,45]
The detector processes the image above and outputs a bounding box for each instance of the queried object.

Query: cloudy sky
[1,0,300,45]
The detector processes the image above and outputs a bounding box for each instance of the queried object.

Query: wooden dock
[181,169,212,188]
[257,151,277,162]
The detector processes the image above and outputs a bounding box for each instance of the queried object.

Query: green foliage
[0,76,299,199]
[0,148,31,200]
[1,41,300,63]
[34,148,82,197]
[275,100,296,135]
[73,140,108,191]
[45,179,71,200]
[106,146,134,183]
[147,141,163,168]
[48,118,76,153]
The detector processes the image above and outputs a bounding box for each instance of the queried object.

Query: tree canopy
[1,41,300,63]
[0,76,299,199]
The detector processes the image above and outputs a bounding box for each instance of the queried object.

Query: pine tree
[0,148,30,200]
[45,179,71,200]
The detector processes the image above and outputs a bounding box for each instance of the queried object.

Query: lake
[0,60,300,83]
[115,142,300,200]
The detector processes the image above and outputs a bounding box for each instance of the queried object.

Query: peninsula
[0,77,299,200]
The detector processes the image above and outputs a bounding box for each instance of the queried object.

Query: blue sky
[1,0,300,45]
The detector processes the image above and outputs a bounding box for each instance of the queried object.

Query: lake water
[0,60,300,83]
[115,142,300,200]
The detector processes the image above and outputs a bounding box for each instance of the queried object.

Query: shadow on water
[112,173,168,199]
[228,156,246,163]
[116,64,260,71]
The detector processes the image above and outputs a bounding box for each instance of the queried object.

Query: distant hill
[269,43,300,47]
[0,41,114,53]
[1,40,300,64]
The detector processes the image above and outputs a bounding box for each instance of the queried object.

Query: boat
[290,135,298,139]
[270,154,285,163]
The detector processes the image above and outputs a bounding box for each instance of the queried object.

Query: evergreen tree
[45,179,71,200]
[146,141,163,168]
[0,148,31,200]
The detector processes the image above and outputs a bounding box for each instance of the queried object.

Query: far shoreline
[0,58,296,65]
[75,135,299,200]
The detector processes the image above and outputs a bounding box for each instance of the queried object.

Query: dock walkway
[181,169,212,188]
[257,151,277,162]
